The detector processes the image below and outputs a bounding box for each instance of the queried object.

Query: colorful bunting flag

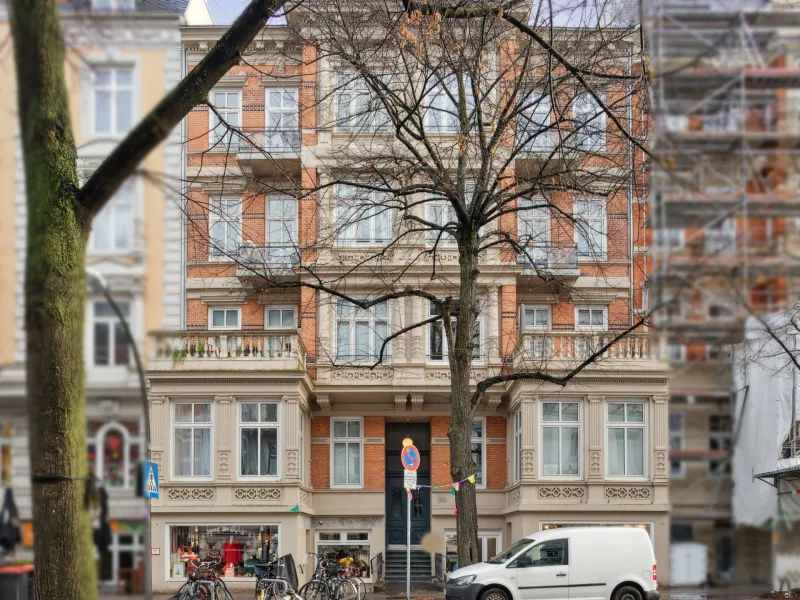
[467,474,476,484]
[450,486,456,496]
[453,481,460,492]
[289,505,300,513]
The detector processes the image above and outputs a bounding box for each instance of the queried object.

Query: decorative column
[284,395,301,481]
[486,287,500,362]
[652,395,669,483]
[519,394,537,481]
[410,297,425,362]
[586,395,605,504]
[149,396,168,483]
[393,296,406,363]
[214,395,234,482]
[318,291,332,362]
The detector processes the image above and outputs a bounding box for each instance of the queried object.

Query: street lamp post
[86,268,152,600]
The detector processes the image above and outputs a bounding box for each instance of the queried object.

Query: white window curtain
[210,91,240,147]
[173,403,212,477]
[332,419,362,486]
[90,181,135,252]
[517,90,551,151]
[240,402,279,477]
[209,197,242,258]
[335,300,390,363]
[574,198,607,260]
[607,402,645,477]
[334,185,391,245]
[541,402,580,476]
[93,66,133,135]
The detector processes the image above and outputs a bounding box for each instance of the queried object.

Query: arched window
[92,421,141,489]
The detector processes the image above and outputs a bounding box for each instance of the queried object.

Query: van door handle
[556,573,567,577]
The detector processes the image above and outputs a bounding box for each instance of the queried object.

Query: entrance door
[385,423,430,547]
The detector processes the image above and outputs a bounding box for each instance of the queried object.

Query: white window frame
[606,401,648,480]
[92,421,142,490]
[89,179,137,254]
[91,65,135,137]
[517,90,552,151]
[426,201,458,246]
[574,198,607,261]
[513,410,523,483]
[539,401,582,480]
[669,411,686,479]
[666,343,686,363]
[335,72,390,131]
[208,196,242,260]
[265,306,297,330]
[315,531,373,580]
[471,418,487,489]
[333,299,391,364]
[237,400,281,481]
[208,306,241,331]
[574,91,606,150]
[208,89,242,148]
[521,305,551,331]
[426,300,484,364]
[444,530,502,571]
[426,75,474,132]
[90,299,132,368]
[265,196,298,262]
[575,306,607,331]
[171,402,213,481]
[518,198,551,249]
[265,88,300,151]
[331,418,364,488]
[334,185,392,246]
[91,0,134,9]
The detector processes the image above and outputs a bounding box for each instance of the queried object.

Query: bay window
[239,402,280,478]
[607,402,646,477]
[541,401,580,477]
[332,419,362,487]
[334,185,391,245]
[173,402,212,478]
[471,419,486,487]
[427,301,482,362]
[334,299,390,363]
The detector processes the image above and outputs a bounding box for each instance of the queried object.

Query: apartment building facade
[0,0,211,588]
[146,13,670,593]
[647,0,800,585]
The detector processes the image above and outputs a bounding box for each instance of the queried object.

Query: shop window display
[168,525,279,579]
[315,532,371,578]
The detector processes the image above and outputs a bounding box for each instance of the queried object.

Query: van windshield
[486,539,534,564]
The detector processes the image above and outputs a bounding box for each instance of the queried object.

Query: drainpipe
[627,44,635,323]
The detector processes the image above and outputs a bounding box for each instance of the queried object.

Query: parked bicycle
[169,553,234,600]
[298,553,362,600]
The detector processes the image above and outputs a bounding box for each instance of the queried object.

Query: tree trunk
[9,0,97,598]
[448,232,481,567]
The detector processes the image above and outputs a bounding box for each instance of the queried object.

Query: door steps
[384,549,432,583]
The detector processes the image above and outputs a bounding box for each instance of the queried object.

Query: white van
[444,527,659,600]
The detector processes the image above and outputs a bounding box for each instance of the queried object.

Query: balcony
[236,128,301,176]
[515,331,656,366]
[516,245,580,282]
[149,331,306,372]
[236,243,300,280]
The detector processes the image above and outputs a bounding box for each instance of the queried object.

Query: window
[522,305,551,330]
[209,197,242,259]
[334,300,390,363]
[669,411,685,478]
[209,307,241,330]
[90,181,135,252]
[653,228,684,250]
[90,422,141,489]
[517,90,551,151]
[445,531,501,572]
[471,419,486,487]
[426,202,458,246]
[336,73,389,130]
[298,409,305,484]
[708,301,735,321]
[316,532,372,576]
[574,92,606,149]
[427,301,482,362]
[209,90,241,147]
[332,419,362,486]
[671,523,693,542]
[239,402,280,478]
[91,0,134,10]
[92,300,130,367]
[266,197,298,263]
[426,75,474,132]
[513,411,522,483]
[0,422,11,488]
[334,186,391,245]
[168,525,279,579]
[265,89,299,151]
[173,403,212,478]
[541,402,580,476]
[607,402,646,477]
[709,414,732,477]
[516,539,568,567]
[666,343,686,363]
[265,307,296,330]
[575,306,607,331]
[92,66,133,135]
[707,345,732,363]
[518,198,550,251]
[574,198,607,260]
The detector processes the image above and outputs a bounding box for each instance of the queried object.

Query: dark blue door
[385,424,430,546]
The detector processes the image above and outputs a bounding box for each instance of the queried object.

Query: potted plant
[236,345,243,357]
[197,341,205,357]
[244,343,251,357]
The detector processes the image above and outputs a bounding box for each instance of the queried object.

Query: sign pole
[407,491,411,600]
[401,440,419,600]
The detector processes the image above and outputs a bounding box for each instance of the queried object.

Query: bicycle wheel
[333,579,358,600]
[215,580,234,600]
[348,577,366,600]
[299,579,331,600]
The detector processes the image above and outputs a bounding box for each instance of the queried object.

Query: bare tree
[178,0,650,565]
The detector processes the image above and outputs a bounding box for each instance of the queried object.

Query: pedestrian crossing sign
[143,460,159,499]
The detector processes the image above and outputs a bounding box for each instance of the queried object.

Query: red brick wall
[311,416,330,489]
[242,298,264,330]
[364,416,385,490]
[500,285,517,358]
[486,417,507,489]
[431,416,451,488]
[187,299,206,329]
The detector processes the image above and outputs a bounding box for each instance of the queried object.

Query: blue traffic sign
[142,460,159,499]
[401,444,420,471]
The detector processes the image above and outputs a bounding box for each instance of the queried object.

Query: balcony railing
[237,128,301,154]
[150,331,306,369]
[516,245,578,269]
[517,331,654,361]
[237,243,300,270]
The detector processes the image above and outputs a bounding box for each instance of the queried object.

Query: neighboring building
[646,0,800,585]
[145,13,670,594]
[0,0,211,588]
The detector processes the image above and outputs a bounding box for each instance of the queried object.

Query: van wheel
[480,588,509,600]
[614,586,643,600]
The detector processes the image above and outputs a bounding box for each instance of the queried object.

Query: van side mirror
[517,555,533,568]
